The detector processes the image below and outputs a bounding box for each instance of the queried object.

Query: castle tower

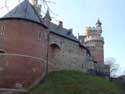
[84,19,104,64]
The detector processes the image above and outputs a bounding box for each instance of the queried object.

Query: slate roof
[2,0,78,42]
[78,35,86,40]
[49,23,78,42]
[3,0,41,23]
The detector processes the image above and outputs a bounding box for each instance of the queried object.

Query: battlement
[85,26,102,35]
[84,36,104,43]
[86,26,96,32]
[84,19,103,44]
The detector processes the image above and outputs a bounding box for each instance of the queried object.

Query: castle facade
[0,0,106,88]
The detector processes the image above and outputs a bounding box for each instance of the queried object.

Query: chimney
[58,21,63,28]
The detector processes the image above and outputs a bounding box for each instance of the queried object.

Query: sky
[0,0,125,76]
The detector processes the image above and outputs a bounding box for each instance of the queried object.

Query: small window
[38,32,45,40]
[38,32,42,40]
[67,31,72,35]
[50,44,60,50]
[0,25,5,38]
[1,25,5,31]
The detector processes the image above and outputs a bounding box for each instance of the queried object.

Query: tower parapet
[84,26,104,43]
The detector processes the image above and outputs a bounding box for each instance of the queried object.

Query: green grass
[31,70,121,94]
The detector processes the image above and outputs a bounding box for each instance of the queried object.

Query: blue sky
[48,0,125,75]
[0,0,125,75]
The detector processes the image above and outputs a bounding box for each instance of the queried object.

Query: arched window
[50,43,60,50]
[49,43,61,58]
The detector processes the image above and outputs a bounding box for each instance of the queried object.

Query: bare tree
[105,57,119,77]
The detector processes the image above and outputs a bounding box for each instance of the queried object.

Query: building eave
[0,17,48,29]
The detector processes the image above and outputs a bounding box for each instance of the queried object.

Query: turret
[83,19,104,64]
[43,10,52,27]
[96,19,102,34]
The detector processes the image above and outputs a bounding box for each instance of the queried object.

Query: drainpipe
[45,28,50,80]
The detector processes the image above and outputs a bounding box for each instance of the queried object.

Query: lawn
[31,70,121,94]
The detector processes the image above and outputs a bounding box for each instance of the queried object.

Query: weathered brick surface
[0,19,48,88]
[0,19,48,58]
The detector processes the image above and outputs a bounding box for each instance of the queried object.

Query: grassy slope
[31,70,121,94]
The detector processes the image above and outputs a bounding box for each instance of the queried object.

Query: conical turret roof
[96,19,102,26]
[3,0,41,23]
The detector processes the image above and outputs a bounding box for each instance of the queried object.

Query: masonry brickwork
[48,33,94,72]
[0,19,48,88]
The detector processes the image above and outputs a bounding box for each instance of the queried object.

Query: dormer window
[67,31,72,35]
[67,29,72,35]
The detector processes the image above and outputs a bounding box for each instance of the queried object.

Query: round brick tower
[0,0,48,88]
[84,19,104,64]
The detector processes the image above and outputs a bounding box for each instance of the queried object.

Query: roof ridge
[30,4,42,23]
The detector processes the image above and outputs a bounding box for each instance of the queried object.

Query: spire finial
[96,18,102,33]
[43,9,51,27]
[96,18,102,26]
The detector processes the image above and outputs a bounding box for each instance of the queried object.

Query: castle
[0,0,108,89]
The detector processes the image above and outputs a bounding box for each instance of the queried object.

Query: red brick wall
[89,46,104,64]
[0,19,48,88]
